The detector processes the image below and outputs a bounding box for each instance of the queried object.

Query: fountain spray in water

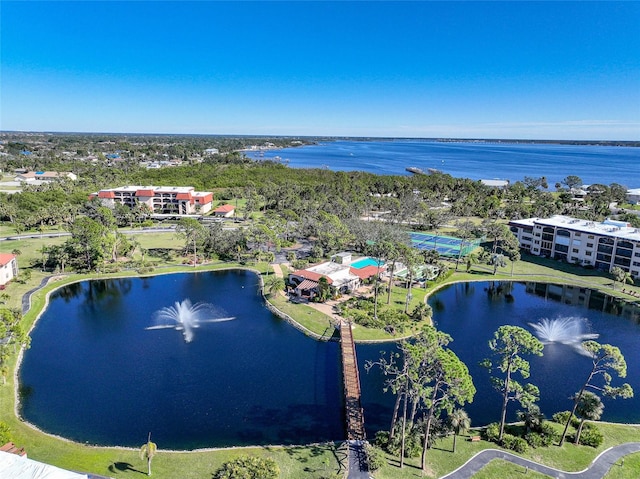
[529,316,599,353]
[146,299,236,342]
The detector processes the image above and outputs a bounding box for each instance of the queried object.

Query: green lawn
[131,231,182,250]
[371,423,640,478]
[268,293,339,340]
[604,452,640,479]
[468,459,550,479]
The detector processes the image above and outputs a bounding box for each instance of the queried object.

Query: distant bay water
[244,140,640,188]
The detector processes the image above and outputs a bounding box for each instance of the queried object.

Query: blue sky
[2,1,639,140]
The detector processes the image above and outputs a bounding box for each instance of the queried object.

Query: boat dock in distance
[406,166,441,175]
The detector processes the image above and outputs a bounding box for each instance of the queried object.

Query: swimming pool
[350,257,384,269]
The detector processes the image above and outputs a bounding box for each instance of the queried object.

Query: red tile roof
[295,279,319,291]
[98,191,116,199]
[196,193,214,203]
[175,192,192,200]
[291,270,333,284]
[135,189,155,197]
[0,254,16,266]
[349,265,384,280]
[214,204,235,213]
[0,442,26,457]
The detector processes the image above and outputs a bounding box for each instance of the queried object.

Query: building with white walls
[90,186,213,215]
[509,215,640,278]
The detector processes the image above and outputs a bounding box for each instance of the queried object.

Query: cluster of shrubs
[364,443,387,471]
[336,297,411,332]
[575,424,604,447]
[483,423,530,453]
[483,405,559,454]
[373,428,423,459]
[551,411,604,447]
[372,417,452,466]
[213,455,279,479]
[483,408,604,454]
[100,264,123,274]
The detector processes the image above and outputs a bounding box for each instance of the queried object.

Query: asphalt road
[0,226,179,242]
[440,443,640,479]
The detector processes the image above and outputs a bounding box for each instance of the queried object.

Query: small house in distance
[627,188,640,205]
[331,252,352,264]
[16,171,77,182]
[480,179,509,188]
[0,253,18,287]
[212,204,235,217]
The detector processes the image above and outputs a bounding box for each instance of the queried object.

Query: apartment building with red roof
[89,186,214,215]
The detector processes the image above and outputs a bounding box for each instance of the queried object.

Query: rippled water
[246,140,639,187]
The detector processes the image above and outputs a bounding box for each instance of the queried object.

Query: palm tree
[411,302,432,323]
[140,432,157,476]
[398,243,421,314]
[611,266,633,291]
[489,253,507,275]
[517,404,544,434]
[317,276,331,302]
[573,391,604,445]
[448,408,471,453]
[465,253,479,273]
[266,276,285,297]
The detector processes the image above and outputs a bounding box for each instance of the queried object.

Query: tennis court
[410,232,481,258]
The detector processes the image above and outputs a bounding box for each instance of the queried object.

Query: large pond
[359,281,640,436]
[20,274,640,448]
[19,270,344,449]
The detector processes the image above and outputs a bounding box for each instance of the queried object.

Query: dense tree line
[1,138,634,237]
[1,136,636,286]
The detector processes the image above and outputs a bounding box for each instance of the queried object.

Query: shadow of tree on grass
[108,462,146,475]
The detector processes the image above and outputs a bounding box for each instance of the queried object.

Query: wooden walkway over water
[340,320,366,441]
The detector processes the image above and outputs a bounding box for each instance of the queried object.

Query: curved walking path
[21,274,66,315]
[440,442,640,479]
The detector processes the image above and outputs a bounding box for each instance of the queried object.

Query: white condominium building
[90,186,214,215]
[509,215,640,278]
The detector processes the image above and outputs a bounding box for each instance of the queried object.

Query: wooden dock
[340,320,366,441]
